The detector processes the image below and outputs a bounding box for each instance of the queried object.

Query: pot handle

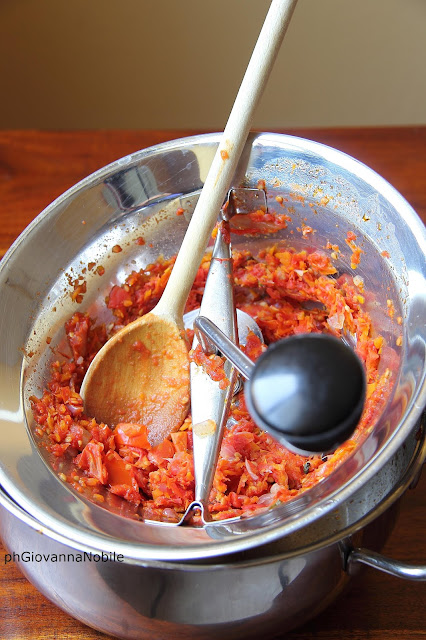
[346,445,426,582]
[346,548,426,581]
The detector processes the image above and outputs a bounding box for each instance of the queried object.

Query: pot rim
[0,132,425,561]
[1,423,424,571]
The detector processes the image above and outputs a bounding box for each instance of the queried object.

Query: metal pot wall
[0,423,424,639]
[0,133,425,636]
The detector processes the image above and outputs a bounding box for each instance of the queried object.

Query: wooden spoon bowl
[81,313,189,446]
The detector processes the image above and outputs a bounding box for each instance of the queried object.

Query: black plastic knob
[245,333,366,454]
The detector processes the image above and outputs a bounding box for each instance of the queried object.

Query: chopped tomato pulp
[31,246,394,523]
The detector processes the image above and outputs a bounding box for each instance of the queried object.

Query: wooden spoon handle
[155,0,298,319]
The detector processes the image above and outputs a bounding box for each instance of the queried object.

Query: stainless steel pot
[0,133,425,637]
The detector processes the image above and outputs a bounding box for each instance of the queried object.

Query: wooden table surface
[0,127,425,639]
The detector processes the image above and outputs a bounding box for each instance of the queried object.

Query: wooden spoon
[81,0,298,446]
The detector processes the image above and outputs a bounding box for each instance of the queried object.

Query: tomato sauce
[30,245,395,523]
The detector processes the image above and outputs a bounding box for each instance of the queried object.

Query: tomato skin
[107,285,132,310]
[64,312,107,366]
[75,441,108,484]
[171,431,188,452]
[148,439,175,467]
[114,423,151,450]
[105,451,134,486]
[65,312,90,360]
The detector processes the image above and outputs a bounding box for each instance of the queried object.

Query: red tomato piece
[171,431,188,453]
[75,441,107,484]
[105,451,134,486]
[114,423,151,450]
[148,439,175,467]
[107,285,132,309]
